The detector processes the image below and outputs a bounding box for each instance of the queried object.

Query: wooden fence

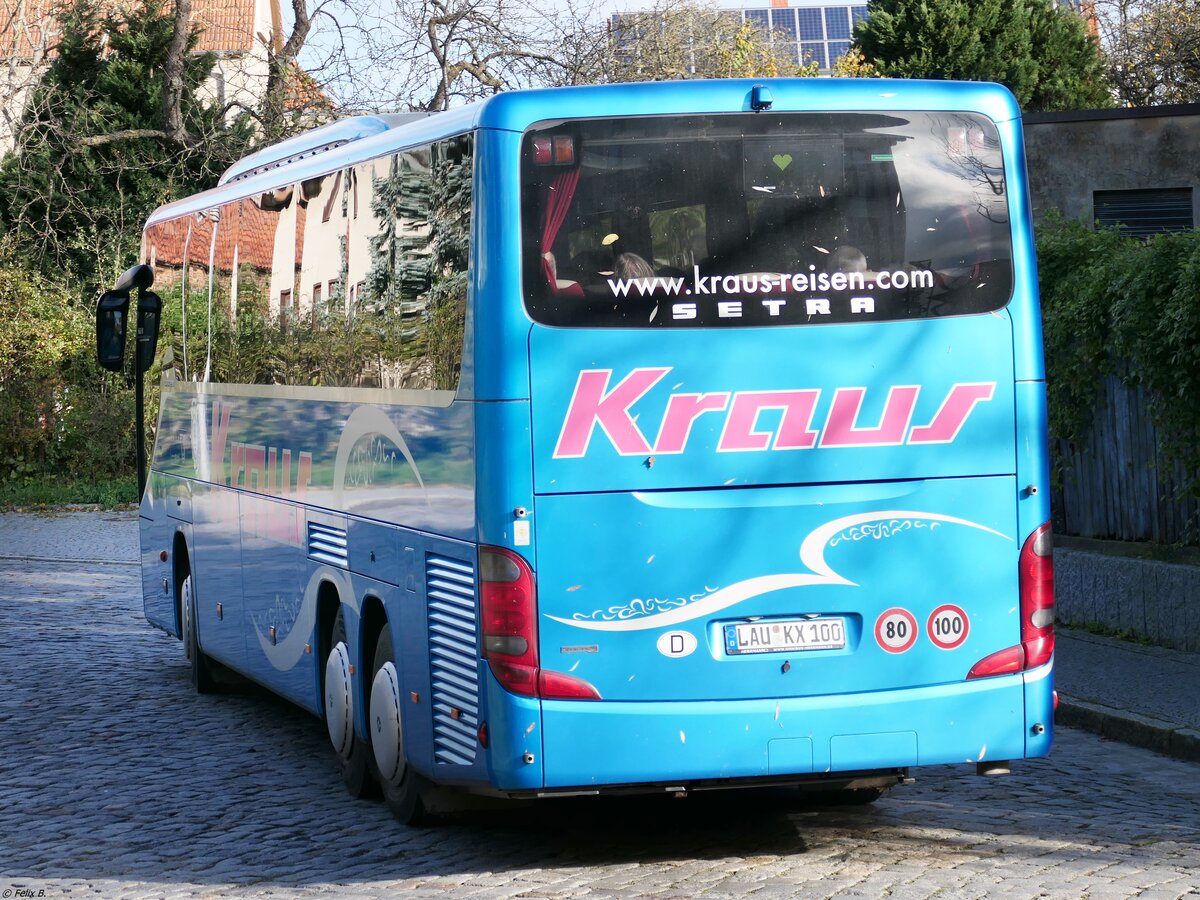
[1052,373,1199,546]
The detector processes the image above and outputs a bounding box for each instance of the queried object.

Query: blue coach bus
[126,78,1055,824]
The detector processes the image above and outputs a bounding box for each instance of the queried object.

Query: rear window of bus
[520,112,1013,328]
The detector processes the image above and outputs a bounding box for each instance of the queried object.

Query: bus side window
[426,134,471,391]
[185,210,216,382]
[353,135,471,393]
[144,218,191,381]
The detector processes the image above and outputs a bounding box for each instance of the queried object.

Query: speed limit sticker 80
[927,603,970,650]
[874,608,918,654]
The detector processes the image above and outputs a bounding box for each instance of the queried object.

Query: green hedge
[0,257,136,495]
[1036,215,1200,502]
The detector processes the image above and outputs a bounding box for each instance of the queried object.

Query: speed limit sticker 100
[927,604,970,650]
[874,608,918,654]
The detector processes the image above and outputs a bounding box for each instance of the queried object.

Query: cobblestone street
[1,514,1198,899]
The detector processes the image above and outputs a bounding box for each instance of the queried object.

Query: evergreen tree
[1025,1,1114,110]
[855,0,1113,111]
[0,0,252,288]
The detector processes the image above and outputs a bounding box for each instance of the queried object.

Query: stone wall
[1023,104,1200,226]
[1054,547,1200,651]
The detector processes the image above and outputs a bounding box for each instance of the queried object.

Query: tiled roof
[0,0,263,59]
[190,0,258,54]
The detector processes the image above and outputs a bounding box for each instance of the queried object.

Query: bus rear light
[480,547,539,696]
[539,669,602,701]
[966,521,1055,680]
[1020,522,1055,669]
[477,722,489,748]
[479,546,600,701]
[553,136,575,165]
[531,136,575,166]
[967,644,1024,680]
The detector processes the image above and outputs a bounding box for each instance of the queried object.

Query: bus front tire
[324,608,376,799]
[181,574,218,694]
[369,626,433,826]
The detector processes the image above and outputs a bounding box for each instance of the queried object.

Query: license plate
[724,617,847,655]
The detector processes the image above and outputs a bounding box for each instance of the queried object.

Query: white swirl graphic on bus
[828,518,941,546]
[546,510,1008,633]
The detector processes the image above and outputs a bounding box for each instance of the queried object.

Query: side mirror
[96,290,130,372]
[136,290,162,373]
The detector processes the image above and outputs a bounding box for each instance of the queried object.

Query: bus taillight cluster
[967,521,1055,680]
[479,546,601,701]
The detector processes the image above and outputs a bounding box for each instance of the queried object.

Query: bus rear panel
[483,86,1052,794]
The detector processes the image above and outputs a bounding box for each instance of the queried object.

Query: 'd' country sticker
[927,604,970,650]
[875,607,918,654]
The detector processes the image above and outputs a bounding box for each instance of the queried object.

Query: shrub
[1036,215,1200,502]
[0,256,136,489]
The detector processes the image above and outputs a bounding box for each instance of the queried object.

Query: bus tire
[181,574,218,694]
[369,626,433,826]
[325,608,375,798]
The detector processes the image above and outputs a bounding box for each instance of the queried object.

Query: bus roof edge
[218,113,435,186]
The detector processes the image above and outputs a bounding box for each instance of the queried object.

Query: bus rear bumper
[531,667,1052,790]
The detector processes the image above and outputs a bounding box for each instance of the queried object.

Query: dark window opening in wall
[279,289,293,328]
[1094,188,1193,236]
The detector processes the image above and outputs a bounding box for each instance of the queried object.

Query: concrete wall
[1023,105,1200,226]
[1055,547,1200,652]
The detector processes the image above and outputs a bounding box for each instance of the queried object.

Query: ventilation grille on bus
[307,522,348,568]
[426,555,479,766]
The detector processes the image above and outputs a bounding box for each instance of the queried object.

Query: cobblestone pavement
[1,514,1198,899]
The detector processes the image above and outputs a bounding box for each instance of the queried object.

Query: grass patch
[0,476,137,510]
[1063,620,1153,645]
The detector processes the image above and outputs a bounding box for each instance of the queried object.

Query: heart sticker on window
[772,153,793,171]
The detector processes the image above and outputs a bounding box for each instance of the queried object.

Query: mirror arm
[115,263,154,293]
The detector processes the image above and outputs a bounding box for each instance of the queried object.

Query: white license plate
[724,617,847,655]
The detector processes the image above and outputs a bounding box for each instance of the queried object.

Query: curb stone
[1057,696,1200,763]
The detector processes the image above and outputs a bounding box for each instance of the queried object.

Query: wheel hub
[324,641,354,760]
[370,661,405,784]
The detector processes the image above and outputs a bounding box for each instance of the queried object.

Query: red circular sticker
[874,607,918,654]
[927,604,970,650]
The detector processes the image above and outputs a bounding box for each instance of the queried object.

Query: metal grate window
[1094,188,1194,237]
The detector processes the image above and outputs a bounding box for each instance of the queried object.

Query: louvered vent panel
[307,521,348,568]
[426,555,479,765]
[1094,188,1194,237]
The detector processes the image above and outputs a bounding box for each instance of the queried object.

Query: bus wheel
[324,608,375,798]
[369,626,433,825]
[181,574,217,694]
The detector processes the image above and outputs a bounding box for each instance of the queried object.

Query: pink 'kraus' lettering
[554,368,670,458]
[718,390,821,452]
[908,382,996,444]
[818,385,921,447]
[552,370,997,457]
[244,445,267,493]
[230,442,247,488]
[654,392,730,454]
[209,401,232,485]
